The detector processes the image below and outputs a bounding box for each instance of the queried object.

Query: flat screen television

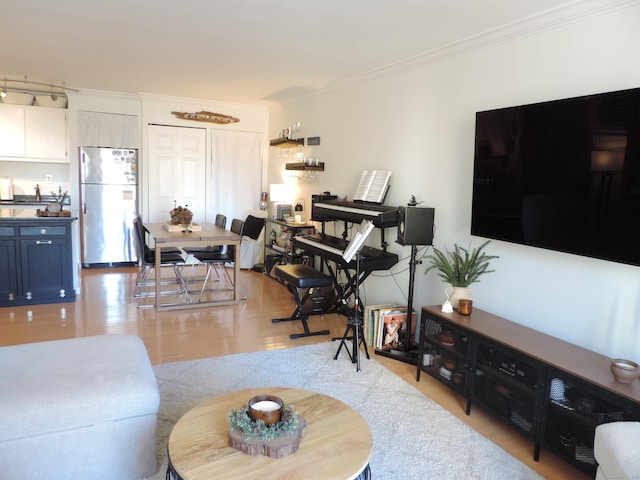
[471,87,640,266]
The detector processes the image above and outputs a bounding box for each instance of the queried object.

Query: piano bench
[272,264,333,339]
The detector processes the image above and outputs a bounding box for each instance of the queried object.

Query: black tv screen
[471,87,640,266]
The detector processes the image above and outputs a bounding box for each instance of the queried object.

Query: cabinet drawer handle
[36,240,53,245]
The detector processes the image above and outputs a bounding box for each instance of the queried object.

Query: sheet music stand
[333,220,374,372]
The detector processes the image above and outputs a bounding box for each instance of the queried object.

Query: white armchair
[239,210,267,269]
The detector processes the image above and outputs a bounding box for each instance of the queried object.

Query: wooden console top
[423,305,640,404]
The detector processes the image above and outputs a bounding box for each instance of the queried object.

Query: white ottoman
[0,334,160,480]
[594,421,640,480]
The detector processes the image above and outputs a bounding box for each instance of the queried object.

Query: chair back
[242,215,265,241]
[132,215,151,264]
[133,216,144,256]
[215,214,227,229]
[230,218,244,235]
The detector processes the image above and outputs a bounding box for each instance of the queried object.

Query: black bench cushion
[274,264,332,289]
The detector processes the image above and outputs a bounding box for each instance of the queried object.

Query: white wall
[268,4,640,360]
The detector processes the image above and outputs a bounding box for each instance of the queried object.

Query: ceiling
[0,0,609,107]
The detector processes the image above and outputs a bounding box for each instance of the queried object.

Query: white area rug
[146,342,543,480]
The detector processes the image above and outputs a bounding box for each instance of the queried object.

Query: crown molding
[316,0,638,97]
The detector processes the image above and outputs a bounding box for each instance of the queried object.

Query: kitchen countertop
[0,208,76,220]
[0,194,71,206]
[0,195,74,219]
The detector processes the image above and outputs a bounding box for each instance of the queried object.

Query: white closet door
[147,125,206,223]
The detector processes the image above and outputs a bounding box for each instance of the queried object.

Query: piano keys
[294,233,399,271]
[294,233,399,317]
[312,200,400,228]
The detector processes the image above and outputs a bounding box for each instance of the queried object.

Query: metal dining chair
[189,216,264,301]
[182,214,227,255]
[133,216,190,308]
[187,218,243,299]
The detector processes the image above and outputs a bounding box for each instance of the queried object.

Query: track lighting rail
[1,76,78,99]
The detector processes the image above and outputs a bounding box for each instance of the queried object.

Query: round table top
[168,387,373,480]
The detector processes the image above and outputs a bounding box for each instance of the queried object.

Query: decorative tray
[163,222,202,232]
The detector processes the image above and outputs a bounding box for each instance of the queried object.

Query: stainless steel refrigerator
[79,147,138,267]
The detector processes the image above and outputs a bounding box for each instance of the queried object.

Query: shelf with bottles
[269,137,304,148]
[285,161,324,172]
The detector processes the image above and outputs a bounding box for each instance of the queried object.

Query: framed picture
[277,204,292,220]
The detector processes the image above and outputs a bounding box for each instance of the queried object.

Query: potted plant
[425,240,498,309]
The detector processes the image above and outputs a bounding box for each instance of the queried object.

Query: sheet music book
[342,219,375,263]
[353,170,392,203]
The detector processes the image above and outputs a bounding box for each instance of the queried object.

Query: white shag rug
[146,342,543,480]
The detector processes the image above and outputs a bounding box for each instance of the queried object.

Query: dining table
[143,222,243,311]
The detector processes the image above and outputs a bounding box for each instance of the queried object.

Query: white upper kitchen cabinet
[25,108,67,161]
[0,104,67,163]
[0,105,26,158]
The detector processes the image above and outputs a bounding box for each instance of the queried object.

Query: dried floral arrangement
[227,404,299,440]
[169,205,193,225]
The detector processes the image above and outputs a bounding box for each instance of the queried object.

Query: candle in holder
[251,400,281,411]
[248,395,284,425]
[458,299,473,315]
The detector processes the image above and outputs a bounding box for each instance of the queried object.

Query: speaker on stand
[397,206,435,247]
[382,205,435,364]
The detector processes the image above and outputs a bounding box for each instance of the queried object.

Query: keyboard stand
[322,258,374,317]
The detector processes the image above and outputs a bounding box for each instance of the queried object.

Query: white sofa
[594,421,640,480]
[0,334,160,480]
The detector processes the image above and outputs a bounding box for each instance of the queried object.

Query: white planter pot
[444,285,474,310]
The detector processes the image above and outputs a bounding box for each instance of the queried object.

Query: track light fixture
[0,76,77,97]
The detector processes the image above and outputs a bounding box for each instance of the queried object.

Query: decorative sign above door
[171,111,240,124]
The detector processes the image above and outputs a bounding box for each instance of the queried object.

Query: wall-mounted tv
[471,87,640,266]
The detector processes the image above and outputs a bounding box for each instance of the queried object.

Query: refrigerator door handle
[81,183,87,214]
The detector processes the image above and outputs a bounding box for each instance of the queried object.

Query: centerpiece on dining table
[164,203,202,232]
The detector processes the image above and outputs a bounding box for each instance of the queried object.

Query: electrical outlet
[46,174,53,184]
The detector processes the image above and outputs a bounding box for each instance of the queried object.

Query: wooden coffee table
[167,387,373,480]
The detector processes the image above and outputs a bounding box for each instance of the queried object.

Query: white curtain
[77,111,140,148]
[209,130,262,223]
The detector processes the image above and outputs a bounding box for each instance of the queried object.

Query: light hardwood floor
[0,266,589,479]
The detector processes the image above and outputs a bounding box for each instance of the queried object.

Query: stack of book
[363,304,416,351]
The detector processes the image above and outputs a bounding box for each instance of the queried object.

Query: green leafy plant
[424,240,498,287]
[227,404,299,440]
